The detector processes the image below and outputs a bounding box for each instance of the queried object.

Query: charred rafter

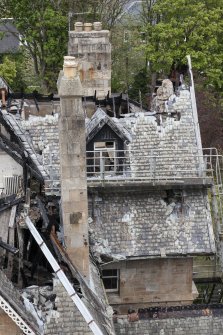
[0,238,19,254]
[0,112,44,183]
[0,196,24,212]
[0,135,43,182]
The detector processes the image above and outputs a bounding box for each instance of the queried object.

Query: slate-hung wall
[22,116,60,181]
[89,188,214,310]
[125,89,201,179]
[89,190,214,258]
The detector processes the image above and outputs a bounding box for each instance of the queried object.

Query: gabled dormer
[86,108,132,177]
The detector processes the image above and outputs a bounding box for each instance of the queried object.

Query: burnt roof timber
[0,238,19,254]
[0,111,44,182]
[0,134,43,182]
[0,136,24,166]
[0,132,25,157]
[6,92,124,107]
[0,196,24,213]
[36,196,49,230]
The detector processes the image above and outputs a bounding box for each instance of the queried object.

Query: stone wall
[58,67,89,277]
[114,316,223,335]
[102,258,195,313]
[0,312,23,335]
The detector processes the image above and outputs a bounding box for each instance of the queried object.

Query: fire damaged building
[0,22,223,335]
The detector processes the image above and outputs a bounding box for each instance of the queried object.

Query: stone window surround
[102,269,119,292]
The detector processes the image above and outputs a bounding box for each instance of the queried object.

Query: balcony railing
[86,148,221,186]
[44,148,223,193]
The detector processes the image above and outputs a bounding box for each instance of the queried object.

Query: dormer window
[93,141,116,175]
[86,109,132,179]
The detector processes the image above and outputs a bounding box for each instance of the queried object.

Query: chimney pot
[84,23,93,32]
[63,56,78,78]
[74,22,83,32]
[93,22,102,31]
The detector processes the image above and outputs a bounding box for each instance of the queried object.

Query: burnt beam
[36,196,49,230]
[0,196,24,213]
[0,137,24,166]
[0,238,19,254]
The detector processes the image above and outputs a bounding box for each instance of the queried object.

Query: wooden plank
[36,196,49,230]
[0,209,12,268]
[6,207,17,278]
[0,209,11,242]
[8,205,17,228]
[16,223,24,286]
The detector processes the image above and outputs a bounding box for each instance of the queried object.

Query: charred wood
[0,238,19,254]
[36,196,49,230]
[0,196,24,213]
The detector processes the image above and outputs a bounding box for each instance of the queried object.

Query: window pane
[103,277,118,290]
[102,269,118,277]
[106,142,115,148]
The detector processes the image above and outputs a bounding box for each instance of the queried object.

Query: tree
[0,56,16,85]
[0,0,68,92]
[0,0,131,92]
[143,0,223,95]
[68,0,129,30]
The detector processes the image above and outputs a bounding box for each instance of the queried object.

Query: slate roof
[0,109,48,181]
[0,21,20,54]
[86,108,132,143]
[0,270,40,334]
[0,87,216,258]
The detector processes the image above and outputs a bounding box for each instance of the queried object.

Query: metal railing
[203,148,223,229]
[44,148,223,192]
[86,148,221,184]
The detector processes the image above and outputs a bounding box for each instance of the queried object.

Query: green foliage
[0,0,68,92]
[143,0,223,93]
[128,68,149,103]
[0,56,16,85]
[111,24,147,94]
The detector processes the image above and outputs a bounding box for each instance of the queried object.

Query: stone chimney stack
[57,56,89,279]
[68,22,111,99]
